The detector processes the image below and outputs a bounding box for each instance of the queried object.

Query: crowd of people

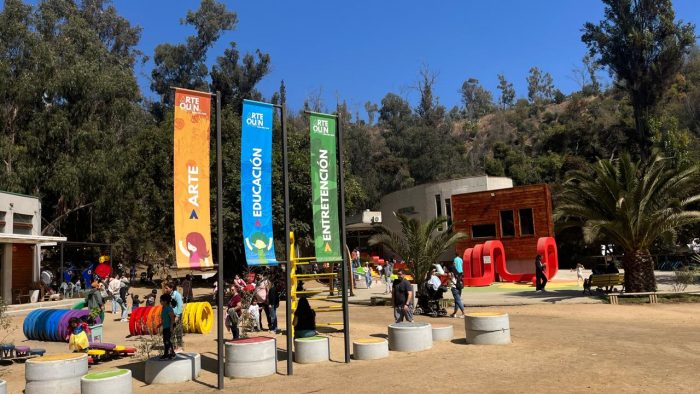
[224,270,282,340]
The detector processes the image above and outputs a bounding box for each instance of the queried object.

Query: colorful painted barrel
[25,353,88,394]
[225,336,276,378]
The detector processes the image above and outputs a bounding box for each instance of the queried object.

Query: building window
[472,224,497,239]
[434,194,442,217]
[0,211,5,232]
[500,210,515,237]
[444,198,452,227]
[13,213,33,235]
[519,208,535,236]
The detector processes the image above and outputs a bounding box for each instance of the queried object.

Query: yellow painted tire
[187,303,198,333]
[199,303,214,334]
[182,303,190,330]
[182,302,214,334]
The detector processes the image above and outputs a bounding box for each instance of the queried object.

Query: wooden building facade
[451,184,554,274]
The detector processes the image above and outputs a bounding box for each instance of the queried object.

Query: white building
[380,175,513,237]
[0,191,65,304]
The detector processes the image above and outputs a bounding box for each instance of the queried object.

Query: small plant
[136,331,163,360]
[672,267,696,292]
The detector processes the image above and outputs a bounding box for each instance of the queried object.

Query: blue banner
[241,100,278,266]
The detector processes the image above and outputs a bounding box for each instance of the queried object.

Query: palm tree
[369,213,467,291]
[555,154,700,292]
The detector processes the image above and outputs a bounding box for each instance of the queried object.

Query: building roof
[0,233,67,244]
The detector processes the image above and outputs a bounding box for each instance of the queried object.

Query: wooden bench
[582,273,624,295]
[609,290,700,305]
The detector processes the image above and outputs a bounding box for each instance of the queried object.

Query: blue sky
[14,1,700,116]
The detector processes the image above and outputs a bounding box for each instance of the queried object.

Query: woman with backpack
[448,269,465,318]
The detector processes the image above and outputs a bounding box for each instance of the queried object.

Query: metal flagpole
[278,103,293,375]
[215,91,225,390]
[335,108,351,364]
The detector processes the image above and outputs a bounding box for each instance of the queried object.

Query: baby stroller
[414,282,448,317]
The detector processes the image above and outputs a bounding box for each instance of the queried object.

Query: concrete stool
[29,349,46,356]
[225,336,276,378]
[388,322,432,352]
[145,352,201,384]
[81,369,132,394]
[14,346,30,357]
[431,324,454,342]
[465,312,511,345]
[294,336,329,364]
[352,338,389,360]
[25,353,88,394]
[0,379,6,394]
[0,344,14,359]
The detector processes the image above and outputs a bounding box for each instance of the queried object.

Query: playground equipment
[352,338,389,360]
[289,232,350,348]
[25,353,88,394]
[23,309,99,342]
[145,352,201,384]
[224,337,277,378]
[462,237,559,286]
[294,336,330,364]
[464,312,511,345]
[388,322,433,352]
[129,302,213,336]
[81,369,132,394]
[431,324,454,342]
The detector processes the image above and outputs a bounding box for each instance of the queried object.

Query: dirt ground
[2,290,700,393]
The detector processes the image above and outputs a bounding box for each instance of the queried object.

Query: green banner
[309,112,342,262]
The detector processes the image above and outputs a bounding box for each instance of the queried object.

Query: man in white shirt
[108,275,122,314]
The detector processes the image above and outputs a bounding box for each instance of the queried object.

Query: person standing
[453,253,463,275]
[254,273,272,331]
[268,280,280,333]
[384,258,394,295]
[448,270,465,318]
[181,274,193,303]
[535,255,548,292]
[392,270,413,323]
[84,279,104,325]
[575,263,585,287]
[118,277,130,321]
[364,262,373,289]
[159,294,176,360]
[164,282,184,351]
[226,285,242,339]
[108,275,121,314]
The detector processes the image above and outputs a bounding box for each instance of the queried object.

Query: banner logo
[241,100,278,266]
[173,88,212,269]
[309,113,342,262]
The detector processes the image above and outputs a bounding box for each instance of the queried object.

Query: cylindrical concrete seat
[294,336,329,364]
[352,338,389,360]
[388,322,432,352]
[81,369,132,394]
[225,336,276,378]
[25,353,88,394]
[145,352,201,384]
[465,312,511,345]
[0,380,6,394]
[431,324,454,342]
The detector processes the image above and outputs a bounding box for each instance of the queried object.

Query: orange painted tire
[136,307,152,336]
[149,305,162,335]
[129,307,144,336]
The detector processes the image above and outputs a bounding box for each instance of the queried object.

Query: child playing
[248,299,261,331]
[66,317,90,352]
[159,294,176,360]
[145,289,157,306]
[131,294,142,312]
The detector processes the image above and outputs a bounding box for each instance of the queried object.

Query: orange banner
[173,88,212,269]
